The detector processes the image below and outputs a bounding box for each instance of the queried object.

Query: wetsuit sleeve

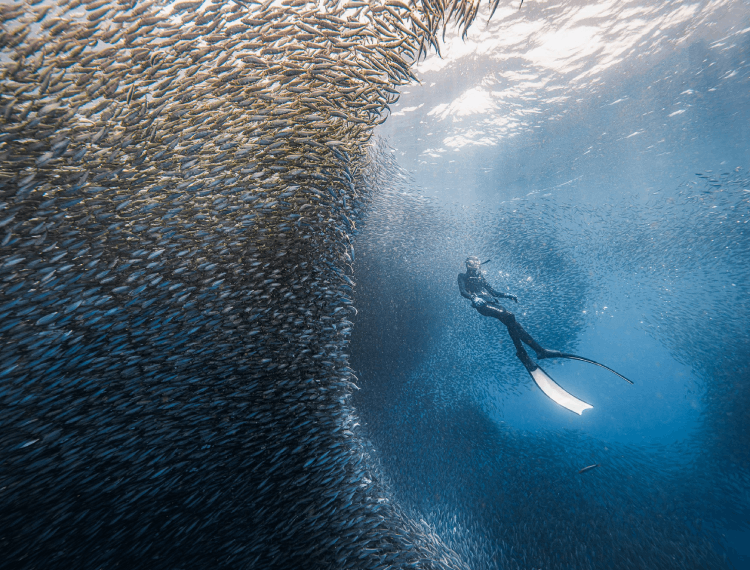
[458,274,473,300]
[482,278,511,299]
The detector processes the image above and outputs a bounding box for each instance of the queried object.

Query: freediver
[458,256,633,414]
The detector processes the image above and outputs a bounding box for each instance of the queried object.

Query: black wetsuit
[458,270,543,371]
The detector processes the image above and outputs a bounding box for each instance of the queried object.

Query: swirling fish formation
[0,0,494,568]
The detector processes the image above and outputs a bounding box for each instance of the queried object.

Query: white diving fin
[528,365,593,415]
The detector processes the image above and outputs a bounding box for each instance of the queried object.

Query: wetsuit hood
[465,256,481,272]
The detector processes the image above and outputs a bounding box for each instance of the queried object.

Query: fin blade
[546,352,634,385]
[565,355,634,385]
[529,366,593,415]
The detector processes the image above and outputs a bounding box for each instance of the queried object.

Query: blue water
[352,1,750,568]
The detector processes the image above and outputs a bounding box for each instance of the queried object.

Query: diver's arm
[484,279,518,303]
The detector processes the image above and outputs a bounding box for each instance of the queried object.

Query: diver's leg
[501,313,570,362]
[476,304,597,412]
[494,311,595,412]
[474,302,513,324]
[480,304,547,355]
[476,304,537,371]
[508,329,537,372]
[508,320,546,356]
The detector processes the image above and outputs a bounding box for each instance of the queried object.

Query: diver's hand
[506,294,518,303]
[471,296,486,308]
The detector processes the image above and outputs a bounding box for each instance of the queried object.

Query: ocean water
[352,1,750,568]
[2,0,748,567]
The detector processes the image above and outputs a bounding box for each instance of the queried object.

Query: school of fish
[0,0,498,568]
[350,153,747,570]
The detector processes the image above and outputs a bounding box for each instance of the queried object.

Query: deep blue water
[351,1,750,568]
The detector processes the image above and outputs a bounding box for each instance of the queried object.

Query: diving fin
[527,364,593,416]
[539,351,634,385]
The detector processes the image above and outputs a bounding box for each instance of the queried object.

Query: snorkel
[465,257,492,275]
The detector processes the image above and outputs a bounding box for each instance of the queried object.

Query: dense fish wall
[0,0,491,568]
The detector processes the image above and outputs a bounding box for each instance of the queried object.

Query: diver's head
[465,256,481,273]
